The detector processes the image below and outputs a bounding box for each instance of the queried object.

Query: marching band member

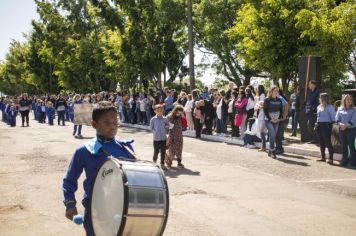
[63,101,136,236]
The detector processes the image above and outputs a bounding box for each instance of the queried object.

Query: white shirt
[139,98,147,112]
[246,97,256,110]
[228,100,234,113]
[184,100,194,113]
[216,99,223,119]
[290,93,297,110]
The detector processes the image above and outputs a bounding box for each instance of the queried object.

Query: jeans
[317,122,333,159]
[292,110,299,134]
[153,140,166,164]
[57,111,65,125]
[123,108,129,123]
[261,132,267,148]
[243,134,261,145]
[306,113,317,142]
[73,125,82,136]
[276,120,287,150]
[265,120,279,152]
[216,118,226,134]
[339,128,356,165]
[290,109,296,131]
[146,110,152,125]
[39,112,46,123]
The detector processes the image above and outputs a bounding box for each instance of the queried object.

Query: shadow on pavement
[276,157,310,167]
[164,167,201,178]
[280,153,308,160]
[77,136,94,140]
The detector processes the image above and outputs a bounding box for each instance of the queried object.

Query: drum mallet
[73,214,84,225]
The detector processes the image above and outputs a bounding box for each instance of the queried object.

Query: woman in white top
[184,94,195,130]
[245,88,256,130]
[255,85,266,102]
[139,93,148,125]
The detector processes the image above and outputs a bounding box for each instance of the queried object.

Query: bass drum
[90,158,169,236]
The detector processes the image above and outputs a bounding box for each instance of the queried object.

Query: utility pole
[188,0,195,91]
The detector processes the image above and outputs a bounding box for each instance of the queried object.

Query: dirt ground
[1,117,356,236]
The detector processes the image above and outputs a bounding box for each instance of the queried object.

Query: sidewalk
[120,123,342,161]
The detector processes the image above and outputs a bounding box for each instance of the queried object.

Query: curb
[119,123,342,161]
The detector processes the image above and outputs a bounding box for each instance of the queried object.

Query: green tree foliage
[295,0,356,94]
[228,0,309,92]
[194,0,261,86]
[228,0,355,94]
[0,41,39,95]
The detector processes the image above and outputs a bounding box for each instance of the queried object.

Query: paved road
[0,118,356,235]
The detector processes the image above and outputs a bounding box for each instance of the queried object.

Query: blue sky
[0,0,39,61]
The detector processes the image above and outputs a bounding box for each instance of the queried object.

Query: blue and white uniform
[63,136,135,236]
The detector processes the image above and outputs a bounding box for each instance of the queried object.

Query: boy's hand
[65,207,78,221]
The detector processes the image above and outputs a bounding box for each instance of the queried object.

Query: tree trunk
[243,76,251,87]
[49,64,53,93]
[163,67,167,87]
[157,73,162,89]
[281,78,288,94]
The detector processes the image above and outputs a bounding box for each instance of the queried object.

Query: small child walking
[166,105,185,169]
[8,104,18,127]
[150,105,169,170]
[46,101,55,125]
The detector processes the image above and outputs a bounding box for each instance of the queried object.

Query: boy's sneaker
[177,163,185,168]
[160,164,168,171]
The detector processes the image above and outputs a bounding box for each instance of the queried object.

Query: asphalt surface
[0,118,356,235]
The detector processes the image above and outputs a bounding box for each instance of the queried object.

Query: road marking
[299,178,356,183]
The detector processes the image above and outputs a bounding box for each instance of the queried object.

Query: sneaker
[160,164,168,170]
[316,158,326,162]
[74,135,79,139]
[78,134,83,139]
[258,148,266,152]
[326,159,333,165]
[177,163,185,168]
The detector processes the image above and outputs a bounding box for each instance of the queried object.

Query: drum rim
[158,166,169,236]
[90,158,170,236]
[89,158,129,236]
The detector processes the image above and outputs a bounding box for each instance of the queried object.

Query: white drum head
[91,159,125,236]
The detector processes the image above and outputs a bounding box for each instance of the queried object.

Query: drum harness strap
[100,143,138,161]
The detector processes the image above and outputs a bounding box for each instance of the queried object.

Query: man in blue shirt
[63,101,135,236]
[164,90,174,115]
[305,80,320,143]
